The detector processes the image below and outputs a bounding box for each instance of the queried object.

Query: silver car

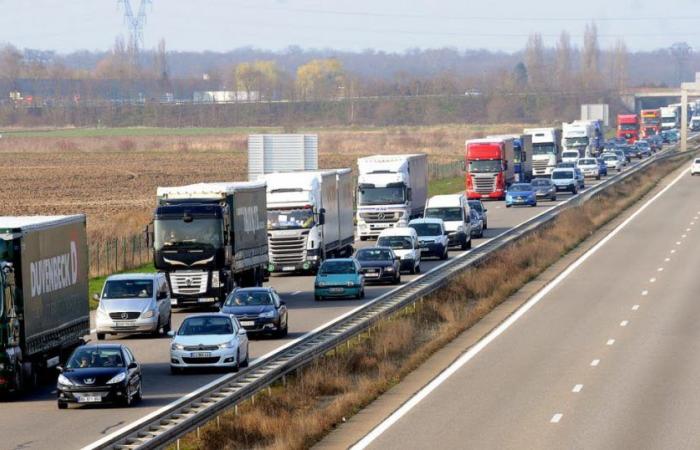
[95,273,172,340]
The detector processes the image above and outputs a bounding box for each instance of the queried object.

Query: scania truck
[153,182,268,308]
[262,169,354,273]
[617,114,640,144]
[0,215,89,397]
[466,137,515,200]
[640,109,662,138]
[524,127,562,177]
[356,154,428,240]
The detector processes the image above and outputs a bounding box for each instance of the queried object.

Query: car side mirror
[280,300,286,306]
[238,328,247,336]
[56,365,64,373]
[92,293,100,301]
[128,362,138,369]
[167,330,175,337]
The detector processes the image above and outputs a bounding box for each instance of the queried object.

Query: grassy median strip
[175,153,692,450]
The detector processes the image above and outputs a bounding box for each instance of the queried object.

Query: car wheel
[393,273,401,284]
[282,319,289,337]
[163,314,172,334]
[241,346,250,367]
[231,351,241,372]
[506,204,511,208]
[360,236,368,241]
[441,246,448,260]
[121,387,133,407]
[461,237,469,250]
[478,229,484,238]
[596,175,601,180]
[96,332,105,341]
[415,264,421,274]
[57,401,68,410]
[314,295,323,301]
[551,195,557,201]
[134,381,143,402]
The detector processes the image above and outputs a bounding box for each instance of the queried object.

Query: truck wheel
[97,332,106,341]
[360,236,368,241]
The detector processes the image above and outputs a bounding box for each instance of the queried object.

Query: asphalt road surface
[0,171,621,450]
[360,164,700,449]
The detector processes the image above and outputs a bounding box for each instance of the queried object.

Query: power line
[117,0,152,50]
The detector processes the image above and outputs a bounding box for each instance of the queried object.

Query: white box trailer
[248,134,318,181]
[356,154,428,239]
[262,169,354,273]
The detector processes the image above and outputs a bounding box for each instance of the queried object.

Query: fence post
[114,238,118,273]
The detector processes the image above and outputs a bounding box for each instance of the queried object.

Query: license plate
[191,352,212,358]
[421,248,430,253]
[329,287,344,293]
[365,272,379,278]
[114,321,135,327]
[77,395,102,403]
[240,320,255,327]
[283,266,296,272]
[197,298,216,303]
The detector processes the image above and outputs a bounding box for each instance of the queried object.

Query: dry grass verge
[176,153,692,450]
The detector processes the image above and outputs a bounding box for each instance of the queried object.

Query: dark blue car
[221,287,288,337]
[505,183,537,207]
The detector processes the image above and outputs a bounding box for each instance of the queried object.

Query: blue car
[314,258,365,301]
[221,287,288,337]
[596,158,608,177]
[505,183,537,207]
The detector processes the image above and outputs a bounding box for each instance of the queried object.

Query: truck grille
[108,312,140,320]
[269,234,307,265]
[533,160,549,171]
[473,176,496,194]
[359,211,399,222]
[171,272,208,295]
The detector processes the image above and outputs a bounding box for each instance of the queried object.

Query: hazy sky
[1,0,699,53]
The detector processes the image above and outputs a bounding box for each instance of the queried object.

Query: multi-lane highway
[1,177,610,450]
[354,162,699,449]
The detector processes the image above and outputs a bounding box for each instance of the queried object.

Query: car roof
[426,194,465,207]
[358,246,393,252]
[232,286,273,293]
[378,227,417,237]
[182,313,234,320]
[322,258,355,263]
[105,273,160,281]
[78,343,125,350]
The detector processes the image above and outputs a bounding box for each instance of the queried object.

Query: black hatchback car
[354,247,401,284]
[221,287,289,337]
[57,344,142,409]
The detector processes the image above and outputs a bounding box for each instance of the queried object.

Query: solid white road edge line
[350,167,688,450]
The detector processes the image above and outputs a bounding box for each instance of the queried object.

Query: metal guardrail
[87,145,695,450]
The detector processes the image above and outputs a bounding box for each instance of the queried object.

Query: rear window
[552,170,574,180]
[578,159,596,165]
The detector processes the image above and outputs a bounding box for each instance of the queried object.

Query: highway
[0,178,605,450]
[356,163,700,449]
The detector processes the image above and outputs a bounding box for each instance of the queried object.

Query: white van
[377,227,421,274]
[424,194,472,250]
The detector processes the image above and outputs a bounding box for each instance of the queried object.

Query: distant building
[193,91,260,103]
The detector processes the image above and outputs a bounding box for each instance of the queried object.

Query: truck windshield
[532,143,556,155]
[425,207,462,222]
[154,218,222,250]
[565,137,589,147]
[619,124,637,131]
[468,160,502,173]
[358,186,406,205]
[267,208,315,230]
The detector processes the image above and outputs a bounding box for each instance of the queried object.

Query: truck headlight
[211,271,220,288]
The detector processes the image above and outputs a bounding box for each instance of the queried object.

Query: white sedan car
[169,313,249,373]
[576,157,601,180]
[691,158,700,176]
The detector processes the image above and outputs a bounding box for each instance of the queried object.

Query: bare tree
[581,23,601,90]
[525,33,546,90]
[554,31,572,91]
[670,42,692,85]
[610,39,628,92]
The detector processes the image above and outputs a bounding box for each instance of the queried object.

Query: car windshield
[562,152,579,159]
[178,316,233,336]
[355,248,393,261]
[532,143,556,155]
[578,159,596,165]
[154,218,222,250]
[225,290,273,307]
[378,235,413,250]
[424,207,462,221]
[509,184,532,192]
[467,201,483,212]
[102,280,153,299]
[531,179,551,187]
[552,171,574,180]
[410,223,442,236]
[469,160,502,173]
[267,208,314,230]
[603,155,617,161]
[358,186,406,206]
[67,347,124,369]
[319,260,357,274]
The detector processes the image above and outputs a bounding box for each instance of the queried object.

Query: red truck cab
[617,114,640,144]
[465,138,515,200]
[640,109,661,138]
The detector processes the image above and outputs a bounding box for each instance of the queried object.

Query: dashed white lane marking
[682,234,687,238]
[632,304,640,311]
[650,278,656,283]
[687,228,691,232]
[691,222,696,225]
[551,414,563,423]
[665,258,670,262]
[676,241,682,245]
[657,267,664,272]
[607,339,615,346]
[572,385,583,393]
[641,290,649,296]
[671,249,677,254]
[591,359,600,367]
[291,290,301,296]
[620,320,629,327]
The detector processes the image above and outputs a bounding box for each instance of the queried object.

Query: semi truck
[661,105,681,130]
[0,215,89,396]
[640,109,662,138]
[562,121,595,158]
[487,134,532,183]
[617,114,640,144]
[356,154,428,240]
[262,169,354,273]
[247,134,318,181]
[465,138,515,200]
[153,182,268,308]
[524,127,562,177]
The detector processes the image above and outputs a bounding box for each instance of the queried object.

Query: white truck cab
[377,227,421,274]
[424,194,472,250]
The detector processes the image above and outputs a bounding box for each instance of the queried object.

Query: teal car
[314,258,365,301]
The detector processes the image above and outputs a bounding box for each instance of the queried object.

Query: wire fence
[89,234,151,278]
[429,160,463,180]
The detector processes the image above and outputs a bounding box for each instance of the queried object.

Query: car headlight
[211,271,220,288]
[317,281,327,287]
[171,343,185,351]
[219,340,236,349]
[456,225,465,232]
[142,309,156,319]
[58,374,73,386]
[106,372,127,385]
[384,266,395,272]
[346,281,355,287]
[260,310,276,319]
[506,195,512,201]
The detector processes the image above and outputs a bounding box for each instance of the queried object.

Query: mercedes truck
[262,169,354,273]
[524,127,562,177]
[356,154,428,240]
[0,215,89,397]
[153,182,268,308]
